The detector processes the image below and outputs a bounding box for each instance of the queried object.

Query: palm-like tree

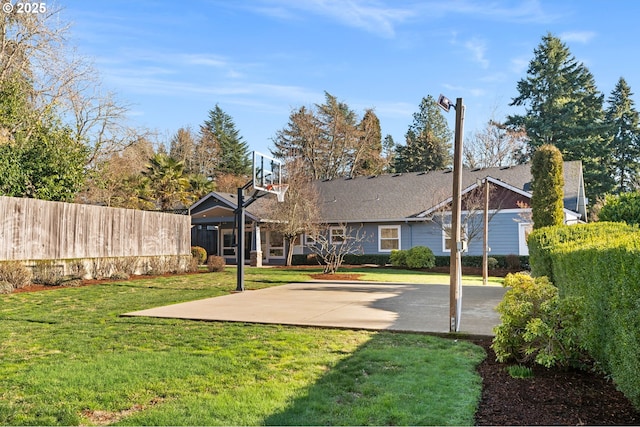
[142,153,191,211]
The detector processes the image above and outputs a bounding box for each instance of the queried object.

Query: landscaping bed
[473,338,640,425]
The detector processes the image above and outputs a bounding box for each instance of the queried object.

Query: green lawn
[0,267,490,425]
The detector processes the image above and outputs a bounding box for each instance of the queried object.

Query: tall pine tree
[201,104,251,177]
[272,92,384,180]
[507,33,611,202]
[605,77,640,193]
[394,95,452,173]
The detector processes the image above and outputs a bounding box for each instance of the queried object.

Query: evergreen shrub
[492,272,585,368]
[389,249,408,267]
[405,246,435,269]
[191,246,208,265]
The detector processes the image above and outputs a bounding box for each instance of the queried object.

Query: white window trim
[518,222,533,256]
[330,226,346,245]
[304,233,316,246]
[442,224,468,253]
[378,225,401,252]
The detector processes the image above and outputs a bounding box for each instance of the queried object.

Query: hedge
[290,253,391,266]
[291,253,529,270]
[527,222,640,409]
[527,222,636,280]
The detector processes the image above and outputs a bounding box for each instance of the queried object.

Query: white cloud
[559,31,597,44]
[252,0,416,38]
[422,0,559,24]
[464,37,489,69]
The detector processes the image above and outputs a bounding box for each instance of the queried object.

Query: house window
[269,232,285,258]
[330,226,346,244]
[518,223,533,255]
[222,229,235,256]
[304,233,316,246]
[442,224,467,253]
[378,225,401,252]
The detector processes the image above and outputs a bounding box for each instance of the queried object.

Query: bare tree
[307,224,368,274]
[262,159,322,266]
[1,4,137,163]
[464,120,528,168]
[430,182,502,252]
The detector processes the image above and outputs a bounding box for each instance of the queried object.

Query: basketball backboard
[252,151,288,202]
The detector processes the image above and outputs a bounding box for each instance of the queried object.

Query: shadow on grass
[263,332,485,426]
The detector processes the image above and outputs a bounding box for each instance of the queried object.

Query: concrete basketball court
[125,281,506,336]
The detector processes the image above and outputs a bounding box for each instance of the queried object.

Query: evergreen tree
[394,95,452,173]
[605,77,640,193]
[352,109,384,176]
[382,134,396,173]
[507,33,611,202]
[201,104,251,177]
[272,92,383,180]
[0,74,88,201]
[531,144,564,229]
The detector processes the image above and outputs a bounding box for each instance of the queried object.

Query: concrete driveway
[124,281,507,337]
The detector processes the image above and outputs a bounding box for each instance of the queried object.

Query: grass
[0,267,490,425]
[342,267,505,286]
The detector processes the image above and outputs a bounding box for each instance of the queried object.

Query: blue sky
[62,0,640,155]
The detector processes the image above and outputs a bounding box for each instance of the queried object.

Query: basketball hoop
[271,184,289,203]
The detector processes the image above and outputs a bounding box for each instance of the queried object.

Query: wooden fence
[0,196,191,261]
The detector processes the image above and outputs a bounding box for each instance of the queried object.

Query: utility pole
[438,95,465,333]
[482,178,489,286]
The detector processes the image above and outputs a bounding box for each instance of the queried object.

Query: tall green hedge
[527,222,640,409]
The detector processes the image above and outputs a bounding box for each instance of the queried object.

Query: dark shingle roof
[191,161,585,223]
[314,161,583,222]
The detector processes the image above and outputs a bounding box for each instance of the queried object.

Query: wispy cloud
[250,0,416,38]
[423,0,559,24]
[464,37,489,69]
[559,31,597,44]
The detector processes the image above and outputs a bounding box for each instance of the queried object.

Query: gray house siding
[297,211,529,259]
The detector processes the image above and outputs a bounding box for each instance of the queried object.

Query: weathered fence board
[0,196,191,261]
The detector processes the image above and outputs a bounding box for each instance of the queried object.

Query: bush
[405,246,435,269]
[389,249,408,267]
[207,255,226,272]
[598,191,640,225]
[487,257,499,270]
[0,280,14,294]
[32,260,64,286]
[0,261,32,289]
[492,272,585,368]
[68,260,87,279]
[187,256,200,273]
[191,246,207,265]
[505,254,521,270]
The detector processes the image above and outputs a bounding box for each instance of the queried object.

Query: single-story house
[190,161,587,265]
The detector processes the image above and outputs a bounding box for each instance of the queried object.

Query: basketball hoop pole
[234,181,288,292]
[235,181,253,292]
[235,151,287,292]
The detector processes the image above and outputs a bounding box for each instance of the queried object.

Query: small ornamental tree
[307,224,368,274]
[531,144,564,229]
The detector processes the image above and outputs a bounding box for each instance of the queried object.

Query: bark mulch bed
[473,338,640,425]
